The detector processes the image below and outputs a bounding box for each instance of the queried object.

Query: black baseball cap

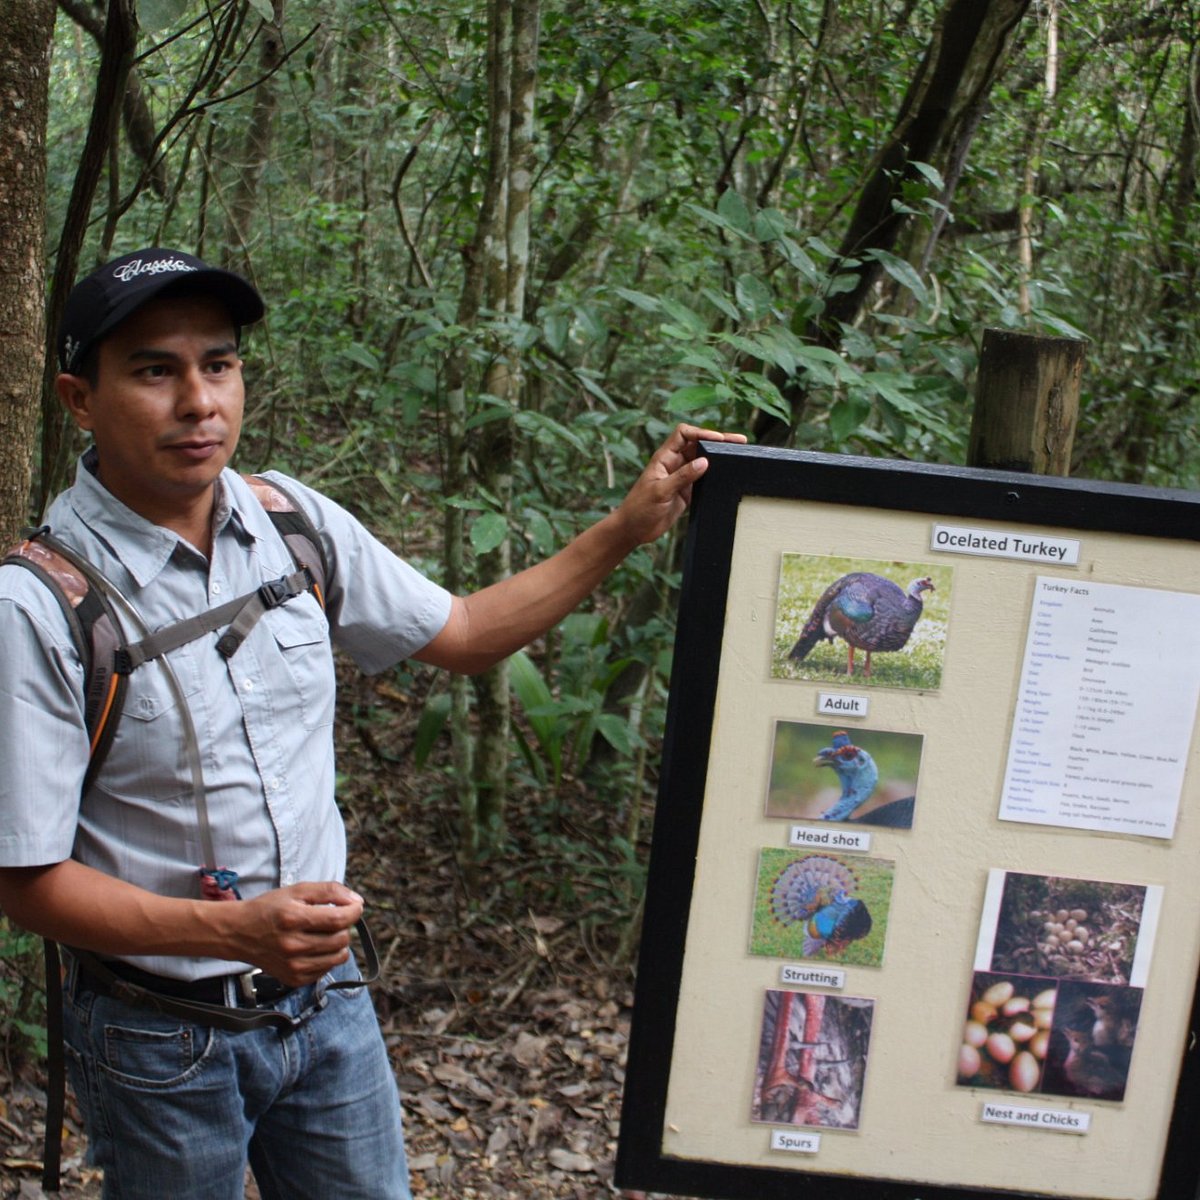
[58,247,265,373]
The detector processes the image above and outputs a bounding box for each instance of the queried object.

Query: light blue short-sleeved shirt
[0,453,452,979]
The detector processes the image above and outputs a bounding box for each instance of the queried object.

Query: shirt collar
[62,449,257,588]
[220,471,281,548]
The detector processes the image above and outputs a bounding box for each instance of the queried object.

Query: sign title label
[932,524,1080,565]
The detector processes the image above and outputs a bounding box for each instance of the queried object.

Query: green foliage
[0,919,47,1059]
[45,0,1200,490]
[506,825,647,964]
[510,613,640,790]
[37,0,1200,888]
[412,691,452,769]
[608,176,988,462]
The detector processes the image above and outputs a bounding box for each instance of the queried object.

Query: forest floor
[0,660,679,1199]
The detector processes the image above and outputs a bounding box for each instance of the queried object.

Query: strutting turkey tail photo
[749,849,896,966]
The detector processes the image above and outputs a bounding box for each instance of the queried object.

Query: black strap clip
[215,569,314,659]
[215,631,243,658]
[257,574,299,609]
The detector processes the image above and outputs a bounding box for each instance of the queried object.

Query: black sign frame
[615,442,1200,1200]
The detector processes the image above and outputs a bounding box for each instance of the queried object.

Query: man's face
[57,293,245,524]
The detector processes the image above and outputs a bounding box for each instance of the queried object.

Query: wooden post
[967,328,1086,475]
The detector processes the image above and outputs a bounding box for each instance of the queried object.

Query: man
[0,248,744,1199]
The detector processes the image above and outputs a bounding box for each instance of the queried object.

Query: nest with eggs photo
[991,874,1146,986]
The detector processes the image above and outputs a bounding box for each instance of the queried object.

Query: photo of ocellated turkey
[751,847,893,966]
[814,731,916,828]
[770,855,873,958]
[789,571,935,678]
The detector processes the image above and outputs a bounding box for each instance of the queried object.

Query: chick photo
[1040,981,1142,1103]
[766,721,923,828]
[773,554,952,690]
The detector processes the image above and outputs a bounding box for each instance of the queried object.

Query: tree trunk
[1109,34,1200,483]
[472,0,540,841]
[755,0,1033,444]
[0,0,55,544]
[443,67,489,857]
[57,0,168,198]
[39,0,137,515]
[438,0,541,857]
[443,367,478,864]
[1017,0,1058,314]
[223,0,285,272]
[452,0,512,859]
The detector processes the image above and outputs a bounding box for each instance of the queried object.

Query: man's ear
[55,373,95,431]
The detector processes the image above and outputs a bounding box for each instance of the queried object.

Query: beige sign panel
[617,446,1200,1200]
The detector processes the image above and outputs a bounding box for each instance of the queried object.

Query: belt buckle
[238,968,263,1005]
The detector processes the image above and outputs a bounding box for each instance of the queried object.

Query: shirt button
[211,581,222,595]
[283,872,295,885]
[242,678,254,692]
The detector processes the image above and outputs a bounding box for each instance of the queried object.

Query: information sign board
[616,444,1200,1200]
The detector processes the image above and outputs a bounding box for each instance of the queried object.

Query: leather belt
[80,957,295,1008]
[65,918,378,1032]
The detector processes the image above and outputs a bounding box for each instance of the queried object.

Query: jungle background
[1,0,1199,1195]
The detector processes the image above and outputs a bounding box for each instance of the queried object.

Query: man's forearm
[0,860,249,958]
[0,860,363,984]
[417,508,639,675]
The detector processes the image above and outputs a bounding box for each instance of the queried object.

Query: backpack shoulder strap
[242,474,329,610]
[1,478,330,787]
[4,533,123,1194]
[3,530,127,792]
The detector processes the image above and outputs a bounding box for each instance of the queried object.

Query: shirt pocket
[267,599,335,732]
[98,661,201,802]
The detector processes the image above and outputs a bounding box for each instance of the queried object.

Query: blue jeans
[63,958,412,1200]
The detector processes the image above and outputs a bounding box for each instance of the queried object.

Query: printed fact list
[998,577,1200,839]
